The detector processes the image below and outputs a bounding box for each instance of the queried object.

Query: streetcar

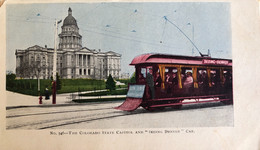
[115,53,233,111]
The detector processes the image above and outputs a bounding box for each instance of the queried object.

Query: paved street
[6,100,234,129]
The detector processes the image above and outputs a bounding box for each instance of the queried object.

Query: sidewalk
[6,91,126,108]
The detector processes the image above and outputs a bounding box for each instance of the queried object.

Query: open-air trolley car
[115,53,232,111]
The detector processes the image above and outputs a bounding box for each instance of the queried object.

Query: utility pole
[192,24,194,56]
[52,19,62,104]
[99,59,102,99]
[37,62,41,96]
[187,23,194,56]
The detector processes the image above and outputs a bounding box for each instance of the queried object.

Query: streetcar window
[147,67,153,75]
[197,69,208,89]
[140,68,146,78]
[210,69,221,87]
[181,67,193,89]
[223,69,232,90]
[181,67,193,81]
[164,67,178,86]
[164,67,179,95]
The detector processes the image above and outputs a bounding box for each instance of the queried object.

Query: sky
[6,2,232,75]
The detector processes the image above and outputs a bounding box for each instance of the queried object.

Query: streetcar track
[6,107,112,118]
[6,110,139,130]
[7,111,116,129]
[39,113,135,129]
[6,103,230,129]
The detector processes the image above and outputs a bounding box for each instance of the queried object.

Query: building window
[84,69,86,75]
[88,69,90,75]
[79,69,82,75]
[87,55,90,65]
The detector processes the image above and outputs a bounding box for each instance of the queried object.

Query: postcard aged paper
[0,0,260,150]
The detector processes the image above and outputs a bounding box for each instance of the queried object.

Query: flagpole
[52,19,62,104]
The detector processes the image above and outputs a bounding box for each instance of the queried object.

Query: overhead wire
[80,27,184,50]
[7,4,191,53]
[163,16,202,56]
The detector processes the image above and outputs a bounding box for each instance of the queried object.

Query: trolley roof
[130,53,232,66]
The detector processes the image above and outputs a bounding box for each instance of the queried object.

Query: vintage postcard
[0,0,260,150]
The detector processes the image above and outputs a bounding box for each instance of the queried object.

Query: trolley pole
[187,22,194,56]
[52,19,62,104]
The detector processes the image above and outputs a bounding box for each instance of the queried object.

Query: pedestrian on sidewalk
[45,88,50,100]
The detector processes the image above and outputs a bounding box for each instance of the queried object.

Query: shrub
[106,74,116,91]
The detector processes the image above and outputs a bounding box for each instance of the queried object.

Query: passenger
[198,71,203,88]
[155,72,162,98]
[146,68,155,99]
[165,73,173,95]
[45,88,50,100]
[183,72,193,94]
[211,73,216,87]
[209,71,221,94]
[214,72,221,93]
[155,72,162,87]
[224,71,232,92]
[172,73,178,86]
[181,73,185,85]
[200,72,209,95]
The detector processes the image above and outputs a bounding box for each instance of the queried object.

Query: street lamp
[187,22,194,56]
[52,19,62,104]
[37,61,41,96]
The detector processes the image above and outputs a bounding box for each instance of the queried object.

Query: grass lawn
[6,78,128,96]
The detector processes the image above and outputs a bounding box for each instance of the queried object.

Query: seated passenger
[172,73,178,87]
[155,72,162,88]
[198,72,209,95]
[155,72,162,98]
[165,73,173,95]
[183,72,193,94]
[224,72,232,92]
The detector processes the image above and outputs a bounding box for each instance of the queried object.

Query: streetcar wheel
[171,100,183,109]
[156,107,165,110]
[172,104,182,109]
[143,106,155,112]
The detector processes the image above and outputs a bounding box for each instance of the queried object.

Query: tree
[6,72,16,89]
[106,74,116,91]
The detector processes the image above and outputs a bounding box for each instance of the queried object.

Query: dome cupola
[63,7,78,27]
[59,7,82,50]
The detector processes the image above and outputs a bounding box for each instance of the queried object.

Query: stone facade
[15,8,121,79]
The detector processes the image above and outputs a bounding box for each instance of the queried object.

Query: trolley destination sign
[202,59,229,65]
[126,85,146,98]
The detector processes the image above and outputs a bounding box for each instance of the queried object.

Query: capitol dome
[63,7,78,27]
